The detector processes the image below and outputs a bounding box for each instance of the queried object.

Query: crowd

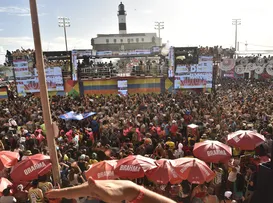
[198,46,235,59]
[0,77,271,203]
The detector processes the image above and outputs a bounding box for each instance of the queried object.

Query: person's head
[207,187,214,195]
[224,191,232,200]
[38,175,47,182]
[91,153,97,160]
[17,184,23,191]
[2,187,11,196]
[180,180,190,195]
[247,165,256,174]
[31,179,39,188]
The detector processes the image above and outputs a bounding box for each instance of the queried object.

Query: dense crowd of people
[0,77,271,203]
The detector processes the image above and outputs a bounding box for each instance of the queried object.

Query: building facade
[91,2,161,52]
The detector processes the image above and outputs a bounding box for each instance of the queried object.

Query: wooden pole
[29,0,60,184]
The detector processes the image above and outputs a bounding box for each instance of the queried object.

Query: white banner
[14,64,64,94]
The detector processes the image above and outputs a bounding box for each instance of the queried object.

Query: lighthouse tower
[118,2,127,34]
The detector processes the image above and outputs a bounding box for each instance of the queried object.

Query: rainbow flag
[0,87,8,100]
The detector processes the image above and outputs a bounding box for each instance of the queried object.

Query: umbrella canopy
[114,155,157,179]
[227,130,265,150]
[146,159,182,184]
[0,151,20,170]
[172,158,215,184]
[0,178,12,192]
[10,154,52,181]
[85,160,118,180]
[193,140,232,163]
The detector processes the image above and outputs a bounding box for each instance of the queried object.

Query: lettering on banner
[119,165,141,172]
[24,162,46,175]
[207,149,227,157]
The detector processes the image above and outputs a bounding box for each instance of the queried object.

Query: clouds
[0,6,30,16]
[0,36,91,52]
[0,6,47,17]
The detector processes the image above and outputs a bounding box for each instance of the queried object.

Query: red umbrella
[146,159,182,184]
[85,160,118,180]
[114,155,157,179]
[10,154,52,181]
[227,130,265,150]
[193,140,232,163]
[0,178,12,192]
[0,151,20,170]
[172,158,215,184]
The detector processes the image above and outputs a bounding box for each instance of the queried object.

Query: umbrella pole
[29,0,60,184]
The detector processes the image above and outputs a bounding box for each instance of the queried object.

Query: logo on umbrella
[207,149,227,157]
[180,163,191,173]
[199,164,211,176]
[233,136,241,143]
[24,162,46,175]
[170,167,178,178]
[0,155,12,163]
[97,171,114,179]
[119,165,141,172]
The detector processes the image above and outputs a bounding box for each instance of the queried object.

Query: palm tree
[0,65,13,80]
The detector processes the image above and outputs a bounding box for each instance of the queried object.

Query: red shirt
[65,130,73,142]
[88,132,94,143]
[170,124,178,135]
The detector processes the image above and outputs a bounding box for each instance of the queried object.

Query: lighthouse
[118,2,127,34]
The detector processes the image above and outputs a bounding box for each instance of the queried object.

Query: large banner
[14,60,64,94]
[174,56,213,89]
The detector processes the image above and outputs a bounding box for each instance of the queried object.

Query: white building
[91,2,161,52]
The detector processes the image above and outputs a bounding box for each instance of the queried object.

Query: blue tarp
[59,111,96,121]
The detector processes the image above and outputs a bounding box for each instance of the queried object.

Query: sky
[0,0,273,58]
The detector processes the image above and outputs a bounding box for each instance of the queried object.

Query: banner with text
[14,60,64,94]
[174,56,213,89]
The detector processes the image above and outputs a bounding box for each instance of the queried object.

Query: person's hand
[46,178,139,203]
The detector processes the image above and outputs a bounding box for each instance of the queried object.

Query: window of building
[136,38,139,43]
[127,38,130,43]
[142,38,144,42]
[131,39,134,42]
[120,39,123,43]
[106,39,109,43]
[114,39,117,43]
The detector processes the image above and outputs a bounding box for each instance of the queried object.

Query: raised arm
[46,178,176,203]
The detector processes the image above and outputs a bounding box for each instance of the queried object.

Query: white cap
[224,191,232,199]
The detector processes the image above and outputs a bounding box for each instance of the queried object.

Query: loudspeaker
[256,163,273,203]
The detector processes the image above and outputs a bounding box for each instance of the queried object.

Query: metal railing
[80,65,168,79]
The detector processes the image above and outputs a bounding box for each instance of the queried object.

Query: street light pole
[29,0,60,184]
[58,17,70,51]
[155,22,164,46]
[232,19,241,52]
